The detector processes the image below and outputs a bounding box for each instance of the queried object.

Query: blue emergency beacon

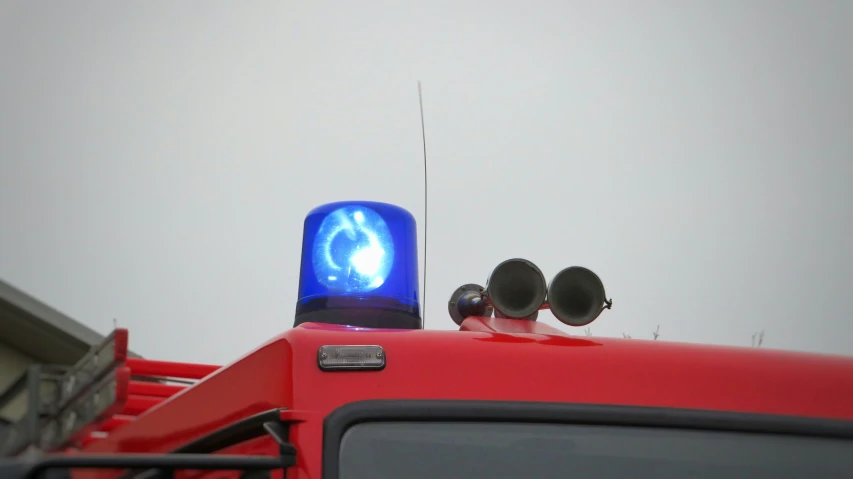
[294,201,422,329]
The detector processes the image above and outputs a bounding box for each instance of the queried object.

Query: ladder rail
[0,328,222,455]
[0,365,69,457]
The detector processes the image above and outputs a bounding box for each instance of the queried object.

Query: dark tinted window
[339,422,851,479]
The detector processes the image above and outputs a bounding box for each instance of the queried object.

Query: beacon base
[294,296,422,329]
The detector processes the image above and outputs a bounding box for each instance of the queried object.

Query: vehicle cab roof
[83,317,853,456]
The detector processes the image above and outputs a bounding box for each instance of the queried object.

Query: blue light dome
[295,201,421,329]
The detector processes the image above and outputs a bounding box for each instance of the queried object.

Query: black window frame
[322,400,853,479]
[118,408,294,479]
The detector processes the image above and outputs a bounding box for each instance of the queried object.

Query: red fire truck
[2,201,852,479]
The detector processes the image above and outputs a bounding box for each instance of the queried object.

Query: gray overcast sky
[1,1,851,364]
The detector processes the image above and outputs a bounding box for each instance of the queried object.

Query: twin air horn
[448,259,613,327]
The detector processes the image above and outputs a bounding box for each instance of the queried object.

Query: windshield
[339,422,850,479]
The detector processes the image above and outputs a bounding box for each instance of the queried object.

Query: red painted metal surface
[97,416,132,432]
[125,358,221,379]
[74,317,853,479]
[128,381,186,398]
[111,329,130,365]
[121,395,163,416]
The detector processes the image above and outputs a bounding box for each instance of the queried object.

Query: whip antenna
[418,81,428,327]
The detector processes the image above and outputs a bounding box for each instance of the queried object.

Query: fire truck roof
[80,317,853,457]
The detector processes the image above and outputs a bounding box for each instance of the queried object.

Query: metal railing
[0,329,221,456]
